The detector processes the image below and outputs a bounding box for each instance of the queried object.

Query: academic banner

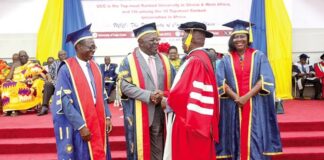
[82,0,251,57]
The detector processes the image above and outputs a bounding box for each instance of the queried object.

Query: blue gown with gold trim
[51,62,111,160]
[215,50,282,160]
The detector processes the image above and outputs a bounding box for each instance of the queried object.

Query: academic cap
[223,19,254,35]
[320,54,324,60]
[299,53,309,59]
[133,23,158,39]
[178,22,213,38]
[66,24,93,46]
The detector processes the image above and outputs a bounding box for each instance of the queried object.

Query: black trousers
[299,78,322,98]
[42,82,55,107]
[149,106,165,160]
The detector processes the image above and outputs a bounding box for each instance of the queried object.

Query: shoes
[10,111,18,117]
[299,94,304,99]
[37,106,48,116]
[313,97,320,100]
[2,111,10,116]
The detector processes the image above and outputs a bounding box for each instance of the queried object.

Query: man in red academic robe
[314,53,324,99]
[163,22,219,160]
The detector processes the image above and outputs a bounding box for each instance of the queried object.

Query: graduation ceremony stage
[0,105,127,160]
[0,100,323,160]
[273,100,324,160]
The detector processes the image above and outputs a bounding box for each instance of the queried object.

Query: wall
[0,0,323,65]
[0,0,46,61]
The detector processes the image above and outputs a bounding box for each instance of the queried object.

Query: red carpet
[1,100,323,160]
[0,105,126,160]
[273,100,324,160]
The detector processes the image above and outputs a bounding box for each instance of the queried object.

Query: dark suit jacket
[100,63,118,82]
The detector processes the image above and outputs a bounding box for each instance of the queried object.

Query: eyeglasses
[148,38,160,43]
[82,45,97,51]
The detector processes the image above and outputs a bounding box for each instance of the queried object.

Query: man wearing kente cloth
[163,22,219,160]
[216,20,282,160]
[1,50,46,116]
[51,24,112,160]
[118,22,175,160]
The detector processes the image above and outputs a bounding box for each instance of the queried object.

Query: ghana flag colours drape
[36,0,86,63]
[250,0,293,99]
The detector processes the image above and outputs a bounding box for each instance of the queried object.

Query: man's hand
[161,97,167,110]
[150,93,158,104]
[106,118,113,133]
[150,90,164,105]
[154,90,164,104]
[79,126,91,141]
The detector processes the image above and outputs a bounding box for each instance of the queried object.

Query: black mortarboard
[223,19,254,35]
[178,22,213,38]
[320,54,324,60]
[133,23,158,39]
[299,53,309,59]
[66,24,93,46]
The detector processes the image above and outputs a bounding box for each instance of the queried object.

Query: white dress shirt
[105,64,110,71]
[139,48,152,65]
[76,57,96,104]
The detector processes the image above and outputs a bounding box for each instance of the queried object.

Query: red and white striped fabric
[166,49,219,160]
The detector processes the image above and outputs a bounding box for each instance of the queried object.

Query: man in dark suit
[38,50,67,116]
[100,56,118,100]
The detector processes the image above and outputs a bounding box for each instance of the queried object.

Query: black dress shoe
[313,97,320,100]
[2,111,11,116]
[37,106,48,116]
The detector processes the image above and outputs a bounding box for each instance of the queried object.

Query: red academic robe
[168,49,219,160]
[314,61,324,98]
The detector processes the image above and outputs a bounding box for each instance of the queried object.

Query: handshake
[149,90,164,105]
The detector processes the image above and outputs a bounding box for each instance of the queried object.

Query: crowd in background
[1,20,323,160]
[0,45,224,117]
[293,53,324,99]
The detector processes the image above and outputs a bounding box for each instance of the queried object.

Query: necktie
[148,56,158,89]
[86,63,96,98]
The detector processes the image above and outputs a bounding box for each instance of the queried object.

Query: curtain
[36,0,64,63]
[250,0,267,55]
[36,0,86,61]
[265,0,293,99]
[62,0,86,58]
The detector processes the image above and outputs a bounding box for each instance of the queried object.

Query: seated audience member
[1,50,46,116]
[12,53,20,63]
[6,53,20,67]
[207,48,223,69]
[0,60,10,112]
[38,50,67,116]
[292,53,321,99]
[0,59,10,85]
[100,56,117,101]
[168,45,181,71]
[314,53,324,99]
[44,56,55,72]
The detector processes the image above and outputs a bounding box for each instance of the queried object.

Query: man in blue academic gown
[51,24,112,160]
